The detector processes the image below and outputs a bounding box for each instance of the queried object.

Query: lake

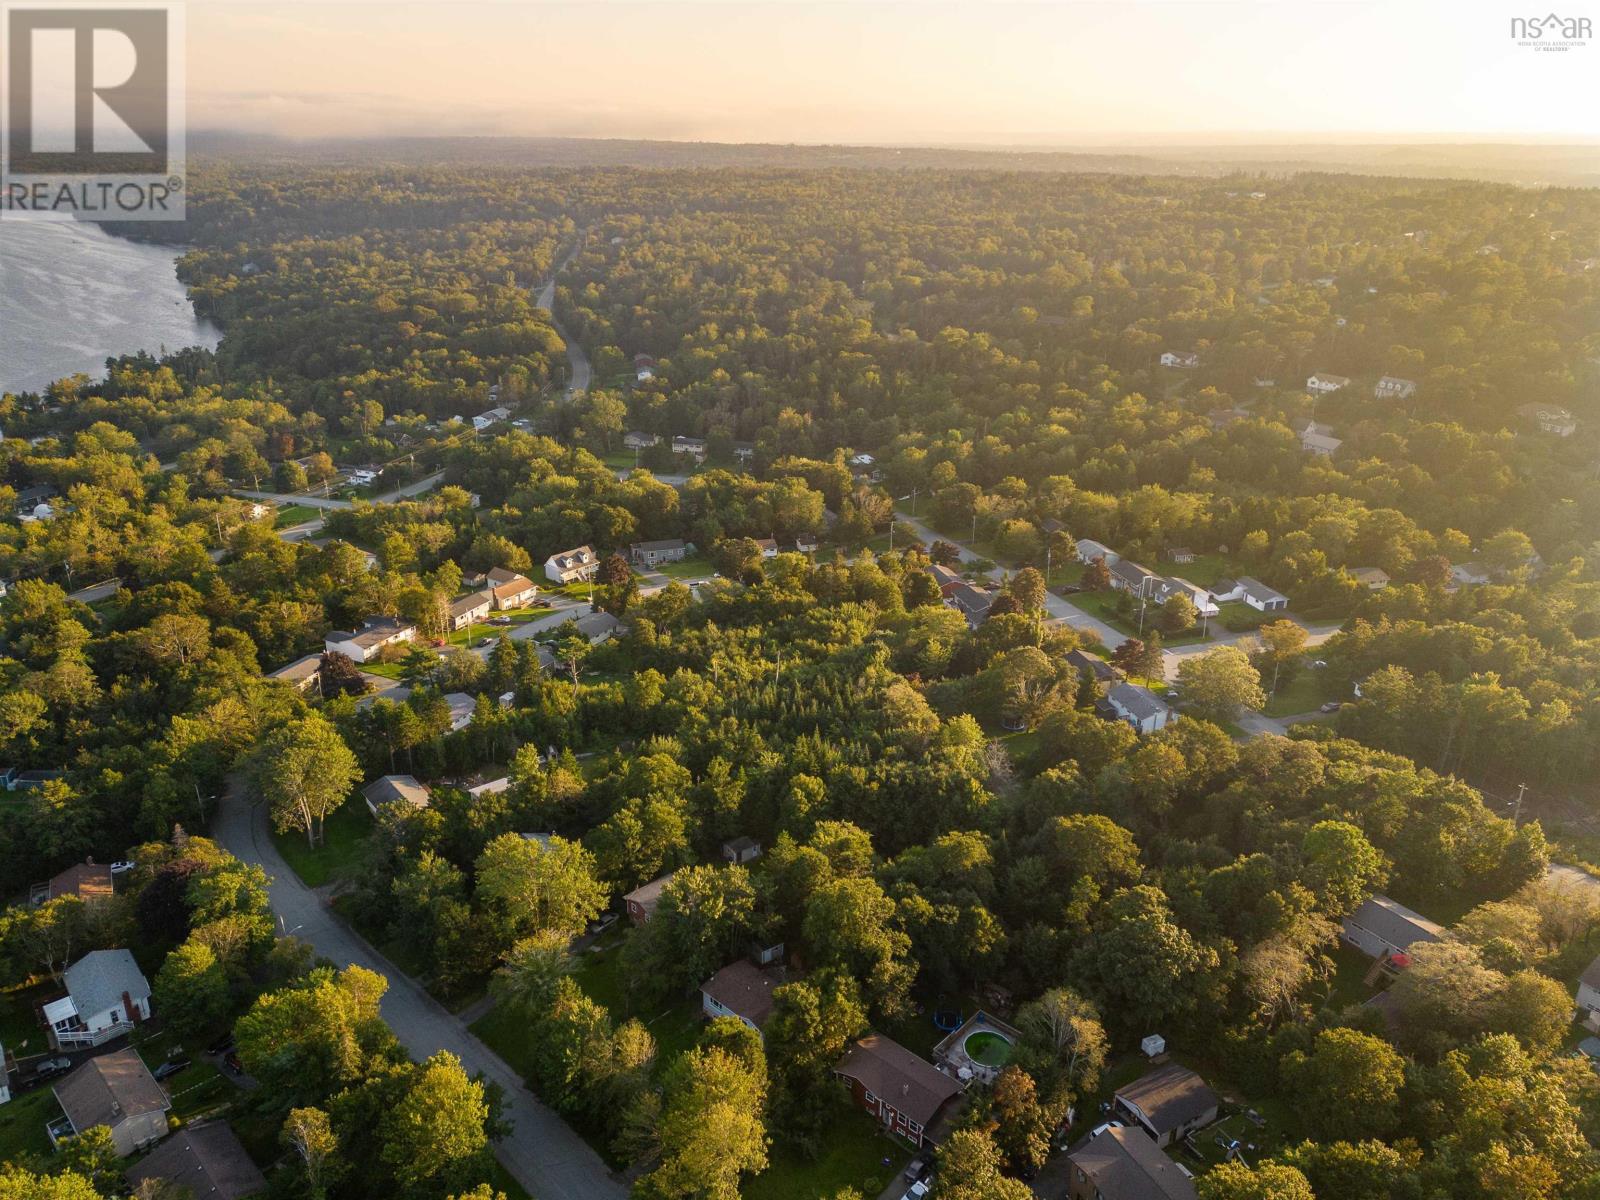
[0,220,221,396]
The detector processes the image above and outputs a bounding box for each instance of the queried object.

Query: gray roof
[949,582,995,616]
[64,949,150,1018]
[55,1047,169,1132]
[361,775,431,810]
[1115,1064,1219,1136]
[1066,649,1117,681]
[631,539,686,553]
[575,611,623,640]
[701,960,784,1029]
[1345,894,1443,953]
[449,589,493,617]
[1235,576,1288,605]
[1070,1125,1197,1200]
[1110,559,1158,589]
[1108,682,1168,723]
[267,654,322,683]
[125,1124,266,1199]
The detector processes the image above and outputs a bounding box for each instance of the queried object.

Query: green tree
[379,1052,490,1194]
[153,939,231,1036]
[1281,1028,1405,1142]
[935,1127,1033,1200]
[637,1043,768,1200]
[250,714,361,848]
[282,1106,342,1200]
[475,832,607,942]
[1176,646,1266,723]
[1198,1162,1315,1200]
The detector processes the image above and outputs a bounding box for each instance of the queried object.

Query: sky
[183,0,1600,144]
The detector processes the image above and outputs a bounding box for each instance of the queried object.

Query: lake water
[0,220,221,396]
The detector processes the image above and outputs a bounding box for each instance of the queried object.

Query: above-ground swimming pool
[964,1030,1013,1067]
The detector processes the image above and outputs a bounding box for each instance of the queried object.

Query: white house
[624,431,660,451]
[847,452,876,468]
[1375,376,1417,400]
[448,590,493,632]
[1340,895,1444,961]
[1234,576,1289,612]
[443,692,477,732]
[1298,420,1343,457]
[1106,683,1171,735]
[1076,538,1119,566]
[544,546,599,584]
[1160,351,1200,368]
[44,950,151,1049]
[671,436,708,459]
[1153,576,1220,618]
[1578,955,1600,1021]
[324,616,417,663]
[487,567,540,609]
[636,366,655,383]
[1518,403,1578,437]
[1306,372,1350,394]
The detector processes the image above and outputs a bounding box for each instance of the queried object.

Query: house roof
[928,564,963,588]
[1115,1064,1219,1136]
[449,589,493,618]
[1077,538,1118,561]
[47,861,115,903]
[575,611,623,640]
[361,775,431,811]
[329,617,415,650]
[444,693,476,724]
[1350,567,1390,586]
[1110,559,1158,590]
[547,546,597,569]
[701,960,784,1029]
[1309,372,1351,386]
[723,836,761,856]
[1066,649,1117,681]
[948,582,995,616]
[55,1047,169,1132]
[1345,895,1444,952]
[125,1124,266,1199]
[491,574,538,603]
[624,872,677,912]
[1377,375,1416,390]
[631,539,686,554]
[834,1034,961,1129]
[267,654,323,683]
[1069,1125,1197,1200]
[1235,576,1288,606]
[64,950,150,1017]
[1108,683,1168,723]
[1301,430,1344,454]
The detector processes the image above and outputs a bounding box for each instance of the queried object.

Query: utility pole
[1512,782,1527,826]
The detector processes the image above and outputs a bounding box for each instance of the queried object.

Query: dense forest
[3,164,1600,1200]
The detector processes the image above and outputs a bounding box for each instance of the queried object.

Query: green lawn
[0,981,55,1062]
[449,608,556,648]
[649,555,713,581]
[1068,589,1211,646]
[743,1096,902,1200]
[1319,943,1376,1013]
[1263,667,1332,717]
[0,1080,67,1164]
[273,503,322,528]
[362,660,406,680]
[272,798,374,887]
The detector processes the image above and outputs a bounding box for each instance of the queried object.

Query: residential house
[1108,559,1160,596]
[722,837,762,865]
[1341,894,1444,961]
[1076,538,1119,566]
[834,1033,962,1149]
[469,777,511,798]
[671,436,708,459]
[266,654,322,693]
[847,453,876,468]
[33,859,115,906]
[1577,955,1600,1021]
[125,1123,266,1199]
[1518,403,1578,436]
[947,582,996,629]
[1159,350,1200,369]
[8,769,64,792]
[754,537,779,558]
[324,617,416,664]
[50,1047,170,1157]
[1166,547,1196,564]
[574,611,623,643]
[1065,648,1118,686]
[630,538,688,567]
[1298,420,1343,457]
[733,442,756,463]
[1151,576,1220,618]
[1217,576,1289,612]
[1449,563,1492,589]
[1306,372,1351,394]
[1375,376,1418,400]
[633,353,658,371]
[700,960,784,1036]
[544,546,599,584]
[1113,1064,1220,1148]
[1350,567,1390,590]
[624,431,660,451]
[43,950,151,1050]
[361,775,431,817]
[636,366,655,383]
[928,563,964,595]
[1106,683,1172,735]
[487,567,539,610]
[623,873,677,924]
[795,533,819,553]
[443,693,476,732]
[1067,1123,1198,1200]
[448,590,493,632]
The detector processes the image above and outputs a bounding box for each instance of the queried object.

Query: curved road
[212,782,627,1200]
[536,238,591,398]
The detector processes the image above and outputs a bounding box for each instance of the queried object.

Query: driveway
[211,781,627,1200]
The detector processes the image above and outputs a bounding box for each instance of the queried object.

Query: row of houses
[1306,372,1417,399]
[621,431,758,463]
[1077,539,1290,614]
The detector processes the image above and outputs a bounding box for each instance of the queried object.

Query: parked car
[223,1052,244,1074]
[903,1154,929,1182]
[900,1182,930,1200]
[206,1033,235,1056]
[108,860,134,873]
[586,912,619,936]
[33,1057,72,1082]
[1319,701,1342,713]
[153,1057,190,1081]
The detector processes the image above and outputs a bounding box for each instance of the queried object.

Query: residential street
[536,239,591,398]
[211,780,629,1200]
[237,470,447,513]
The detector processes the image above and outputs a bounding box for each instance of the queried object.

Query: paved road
[536,239,591,398]
[67,578,121,604]
[237,471,448,514]
[212,781,628,1200]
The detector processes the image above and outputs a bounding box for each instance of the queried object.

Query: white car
[901,1182,930,1200]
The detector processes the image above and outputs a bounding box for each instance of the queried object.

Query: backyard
[742,1096,903,1200]
[272,796,374,888]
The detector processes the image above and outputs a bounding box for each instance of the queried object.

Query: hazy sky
[185,0,1600,144]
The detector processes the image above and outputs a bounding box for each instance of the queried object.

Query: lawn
[273,503,322,528]
[1067,590,1212,647]
[0,980,55,1062]
[743,1096,903,1200]
[272,798,374,888]
[1262,667,1333,717]
[448,607,556,648]
[362,660,406,680]
[649,555,714,581]
[1318,943,1377,1013]
[0,1080,67,1163]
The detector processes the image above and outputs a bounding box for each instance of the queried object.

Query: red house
[834,1033,962,1148]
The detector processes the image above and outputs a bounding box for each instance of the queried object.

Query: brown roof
[125,1124,265,1199]
[55,1047,170,1132]
[491,573,537,603]
[701,960,783,1028]
[1069,1125,1197,1200]
[623,872,676,913]
[834,1034,961,1129]
[48,861,115,903]
[1115,1065,1218,1136]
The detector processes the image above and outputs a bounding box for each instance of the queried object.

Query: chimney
[124,991,141,1024]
